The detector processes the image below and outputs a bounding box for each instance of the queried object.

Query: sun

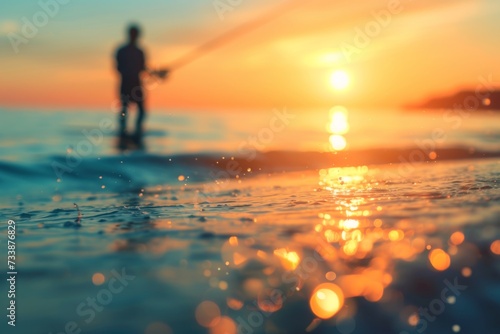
[330,70,350,90]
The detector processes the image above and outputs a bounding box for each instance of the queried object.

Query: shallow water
[1,108,499,334]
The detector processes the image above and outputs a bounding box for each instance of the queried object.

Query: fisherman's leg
[119,95,129,137]
[135,100,145,140]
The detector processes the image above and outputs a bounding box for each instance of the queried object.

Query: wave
[1,147,499,197]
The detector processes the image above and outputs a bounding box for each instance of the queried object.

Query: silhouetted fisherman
[115,24,167,147]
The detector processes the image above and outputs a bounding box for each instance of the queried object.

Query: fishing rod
[158,0,308,74]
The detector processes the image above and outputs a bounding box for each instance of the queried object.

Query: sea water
[0,107,499,334]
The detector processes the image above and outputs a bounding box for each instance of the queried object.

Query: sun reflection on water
[304,164,447,324]
[186,161,480,333]
[328,106,349,151]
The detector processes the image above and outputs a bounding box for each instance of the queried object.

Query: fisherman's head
[127,24,140,44]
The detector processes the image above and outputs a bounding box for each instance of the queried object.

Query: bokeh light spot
[388,229,404,241]
[92,273,105,286]
[226,298,243,311]
[429,249,451,271]
[490,240,500,255]
[408,313,419,326]
[209,316,237,334]
[325,271,337,281]
[450,231,465,246]
[309,283,344,319]
[461,267,472,277]
[274,248,300,270]
[195,301,221,328]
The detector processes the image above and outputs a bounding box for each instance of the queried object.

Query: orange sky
[1,0,500,111]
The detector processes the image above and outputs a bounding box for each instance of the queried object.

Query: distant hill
[405,90,500,111]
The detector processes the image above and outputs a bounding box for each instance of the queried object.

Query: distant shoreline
[404,89,500,112]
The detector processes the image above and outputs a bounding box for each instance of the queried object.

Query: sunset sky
[1,0,500,111]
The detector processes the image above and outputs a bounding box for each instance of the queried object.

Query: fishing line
[168,0,308,71]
